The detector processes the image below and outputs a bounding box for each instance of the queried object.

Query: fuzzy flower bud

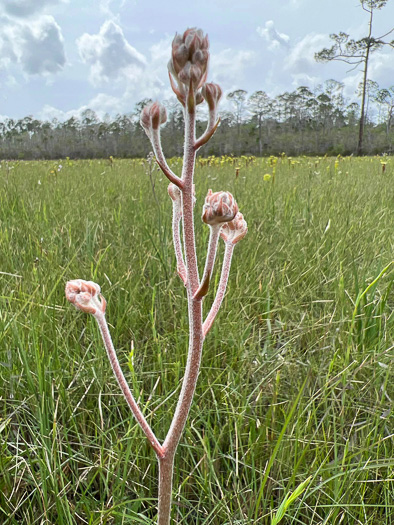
[202,189,238,226]
[65,279,106,315]
[168,28,209,99]
[140,102,167,137]
[220,212,248,245]
[201,83,222,111]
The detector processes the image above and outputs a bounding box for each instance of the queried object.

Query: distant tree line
[1,79,393,160]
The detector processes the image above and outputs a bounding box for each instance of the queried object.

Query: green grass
[0,154,394,524]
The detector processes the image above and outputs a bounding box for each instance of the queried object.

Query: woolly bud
[140,102,167,137]
[65,279,106,315]
[201,83,222,111]
[220,212,248,245]
[202,189,238,226]
[173,43,189,72]
[168,28,209,95]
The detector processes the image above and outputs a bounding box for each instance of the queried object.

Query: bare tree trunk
[258,114,262,155]
[357,7,373,156]
[357,51,370,155]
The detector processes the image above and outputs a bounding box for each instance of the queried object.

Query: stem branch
[194,225,221,299]
[203,242,234,336]
[151,128,183,188]
[94,311,164,458]
[171,205,187,284]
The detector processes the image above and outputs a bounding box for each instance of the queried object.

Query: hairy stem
[194,224,221,298]
[157,454,175,525]
[171,205,187,285]
[165,101,203,450]
[203,242,234,336]
[151,128,183,187]
[195,112,220,150]
[94,311,164,458]
[158,96,205,523]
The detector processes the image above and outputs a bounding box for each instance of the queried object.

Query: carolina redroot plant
[65,27,247,525]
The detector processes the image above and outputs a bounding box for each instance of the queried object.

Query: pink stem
[151,128,183,188]
[164,96,203,449]
[157,91,204,525]
[157,456,175,525]
[203,242,234,337]
[93,311,164,459]
[195,109,219,150]
[194,224,221,298]
[171,205,187,285]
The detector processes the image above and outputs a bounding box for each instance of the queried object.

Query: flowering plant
[66,27,247,524]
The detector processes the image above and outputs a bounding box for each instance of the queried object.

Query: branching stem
[157,94,205,525]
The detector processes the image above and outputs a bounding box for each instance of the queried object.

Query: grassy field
[0,154,394,524]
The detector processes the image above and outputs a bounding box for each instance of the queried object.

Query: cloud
[341,60,391,102]
[284,32,329,74]
[38,104,73,122]
[77,20,146,86]
[99,0,126,17]
[39,92,125,121]
[40,34,177,122]
[17,16,66,75]
[150,37,171,66]
[0,18,17,69]
[342,73,363,99]
[282,31,394,96]
[40,34,258,121]
[257,21,290,51]
[0,0,68,18]
[257,31,331,96]
[368,51,394,88]
[210,48,256,84]
[0,15,66,75]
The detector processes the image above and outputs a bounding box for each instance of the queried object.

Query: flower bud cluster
[168,28,209,100]
[202,189,238,227]
[220,212,248,245]
[65,279,106,315]
[140,102,167,138]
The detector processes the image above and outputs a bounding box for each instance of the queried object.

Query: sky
[0,0,393,121]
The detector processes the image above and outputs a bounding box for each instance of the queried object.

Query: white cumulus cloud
[17,16,66,75]
[367,51,394,88]
[284,32,329,74]
[40,92,125,121]
[77,20,147,86]
[0,18,17,69]
[210,48,256,85]
[0,15,66,75]
[257,21,290,51]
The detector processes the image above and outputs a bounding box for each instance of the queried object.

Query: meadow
[0,154,394,524]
